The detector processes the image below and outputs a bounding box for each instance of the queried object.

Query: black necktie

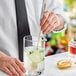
[15,0,30,62]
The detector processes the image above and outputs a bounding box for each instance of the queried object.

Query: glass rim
[23,35,47,42]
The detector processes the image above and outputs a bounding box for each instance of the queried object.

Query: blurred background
[45,0,76,56]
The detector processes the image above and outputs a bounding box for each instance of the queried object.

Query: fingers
[43,17,57,34]
[1,67,12,76]
[41,11,60,34]
[11,62,24,76]
[43,24,54,34]
[15,58,26,73]
[46,22,58,34]
[40,11,49,26]
[41,12,55,32]
[55,15,60,26]
[45,24,54,34]
[1,58,25,76]
[50,16,57,25]
[7,64,19,76]
[0,55,25,76]
[47,12,55,23]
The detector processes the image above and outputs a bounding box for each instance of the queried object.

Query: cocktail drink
[24,35,45,76]
[68,38,76,56]
[68,37,76,62]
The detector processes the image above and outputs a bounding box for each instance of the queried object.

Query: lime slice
[27,49,44,63]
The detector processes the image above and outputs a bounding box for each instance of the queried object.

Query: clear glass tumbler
[68,37,76,62]
[24,35,45,76]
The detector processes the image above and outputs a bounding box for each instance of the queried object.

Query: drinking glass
[24,35,45,76]
[68,37,76,62]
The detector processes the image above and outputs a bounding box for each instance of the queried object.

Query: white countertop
[1,52,76,76]
[41,52,76,76]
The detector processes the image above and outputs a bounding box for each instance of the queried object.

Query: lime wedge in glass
[27,49,44,64]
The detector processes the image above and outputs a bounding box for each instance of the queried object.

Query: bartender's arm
[0,51,26,76]
[40,0,66,34]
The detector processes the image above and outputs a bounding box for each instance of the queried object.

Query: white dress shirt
[0,0,66,59]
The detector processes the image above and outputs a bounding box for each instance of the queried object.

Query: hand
[0,52,26,76]
[40,11,60,34]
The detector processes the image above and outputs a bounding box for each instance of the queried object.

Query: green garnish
[29,51,34,55]
[41,58,45,61]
